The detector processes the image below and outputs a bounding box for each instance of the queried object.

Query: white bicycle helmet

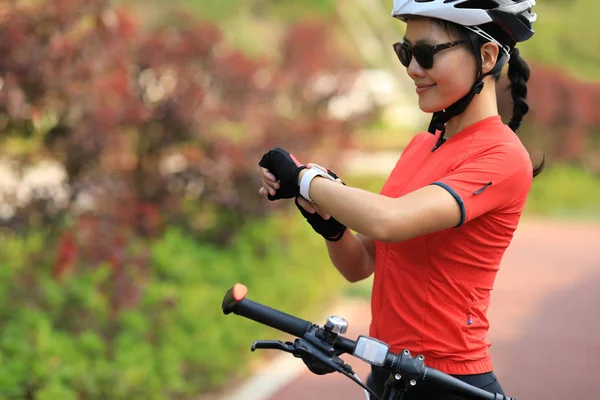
[392,0,536,40]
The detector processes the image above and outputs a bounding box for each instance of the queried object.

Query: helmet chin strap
[427,30,510,138]
[427,80,484,135]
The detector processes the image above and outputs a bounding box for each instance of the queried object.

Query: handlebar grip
[222,284,312,338]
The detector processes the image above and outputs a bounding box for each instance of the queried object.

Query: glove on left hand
[258,147,306,200]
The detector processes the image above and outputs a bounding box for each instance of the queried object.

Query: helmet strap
[426,29,509,135]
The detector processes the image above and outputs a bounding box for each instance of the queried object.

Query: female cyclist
[257,0,543,398]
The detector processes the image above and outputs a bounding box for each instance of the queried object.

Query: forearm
[308,177,397,241]
[326,231,374,283]
[304,174,460,242]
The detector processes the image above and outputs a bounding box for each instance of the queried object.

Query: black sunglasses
[392,40,466,69]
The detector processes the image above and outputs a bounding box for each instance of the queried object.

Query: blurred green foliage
[524,163,600,218]
[185,0,337,22]
[519,0,600,81]
[0,214,344,399]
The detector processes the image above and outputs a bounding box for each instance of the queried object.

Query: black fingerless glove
[258,147,306,200]
[295,169,347,242]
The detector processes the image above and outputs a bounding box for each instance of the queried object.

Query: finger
[260,167,277,182]
[296,196,316,213]
[261,176,280,190]
[260,176,278,192]
[313,203,331,220]
[260,184,276,197]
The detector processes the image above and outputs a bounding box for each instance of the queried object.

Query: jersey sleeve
[431,144,533,226]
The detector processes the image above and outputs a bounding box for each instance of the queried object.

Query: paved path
[255,218,600,400]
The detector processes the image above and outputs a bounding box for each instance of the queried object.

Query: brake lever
[251,340,295,353]
[251,338,344,373]
[251,337,380,400]
[293,339,380,399]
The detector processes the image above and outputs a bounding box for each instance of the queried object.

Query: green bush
[0,214,345,399]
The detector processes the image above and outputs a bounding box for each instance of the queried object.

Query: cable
[353,373,372,400]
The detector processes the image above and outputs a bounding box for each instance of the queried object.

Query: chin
[418,92,460,114]
[418,98,444,114]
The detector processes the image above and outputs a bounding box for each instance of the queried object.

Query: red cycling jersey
[370,115,533,375]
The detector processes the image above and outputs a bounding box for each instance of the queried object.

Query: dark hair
[506,48,545,177]
[431,18,545,177]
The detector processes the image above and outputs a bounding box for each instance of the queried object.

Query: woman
[258,0,543,398]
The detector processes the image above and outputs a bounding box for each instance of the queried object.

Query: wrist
[298,169,307,186]
[299,166,335,202]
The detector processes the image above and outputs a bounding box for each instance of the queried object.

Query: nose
[406,56,426,80]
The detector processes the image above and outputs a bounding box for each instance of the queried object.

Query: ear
[480,42,500,75]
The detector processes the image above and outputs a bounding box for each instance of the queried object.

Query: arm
[256,147,459,243]
[300,143,532,242]
[294,186,376,282]
[302,174,463,242]
[258,161,378,281]
[326,232,376,283]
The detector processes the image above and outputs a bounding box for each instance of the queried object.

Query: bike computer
[353,335,389,366]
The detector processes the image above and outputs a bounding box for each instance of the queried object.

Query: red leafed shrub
[0,1,367,301]
[497,63,600,167]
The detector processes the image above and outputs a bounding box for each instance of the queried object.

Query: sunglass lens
[413,45,434,69]
[394,43,412,68]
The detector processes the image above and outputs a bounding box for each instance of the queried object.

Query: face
[402,18,478,113]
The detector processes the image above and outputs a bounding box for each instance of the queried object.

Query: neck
[443,77,499,139]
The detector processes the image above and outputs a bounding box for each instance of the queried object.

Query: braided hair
[506,47,544,176]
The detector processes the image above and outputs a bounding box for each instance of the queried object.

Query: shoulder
[404,131,436,153]
[464,122,533,178]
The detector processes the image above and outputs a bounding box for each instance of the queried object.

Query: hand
[296,196,329,219]
[258,147,306,200]
[259,162,340,214]
[258,167,280,198]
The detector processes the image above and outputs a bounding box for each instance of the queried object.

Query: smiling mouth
[416,84,436,94]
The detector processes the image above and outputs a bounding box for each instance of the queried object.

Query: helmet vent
[454,0,498,10]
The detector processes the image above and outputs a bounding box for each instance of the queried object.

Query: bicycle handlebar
[222,283,513,400]
[222,283,312,337]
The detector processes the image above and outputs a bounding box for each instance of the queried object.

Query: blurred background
[0,0,599,399]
